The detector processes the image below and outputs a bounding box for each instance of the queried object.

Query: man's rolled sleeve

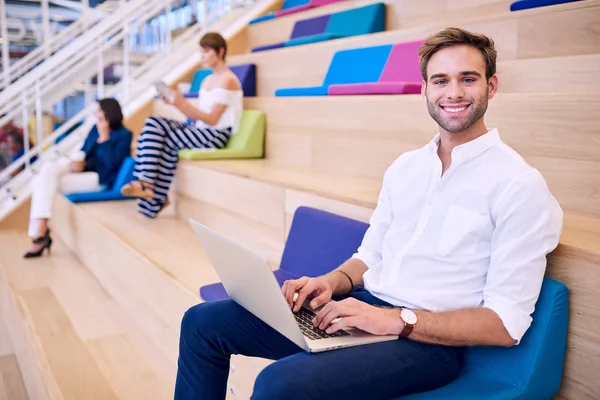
[483,170,563,344]
[352,163,397,269]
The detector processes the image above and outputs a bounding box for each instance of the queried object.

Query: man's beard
[427,93,488,133]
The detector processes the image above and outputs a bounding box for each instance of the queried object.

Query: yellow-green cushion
[178,110,265,160]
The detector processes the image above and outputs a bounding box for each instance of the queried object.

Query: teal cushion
[326,3,385,37]
[190,69,213,93]
[323,44,392,86]
[284,33,342,48]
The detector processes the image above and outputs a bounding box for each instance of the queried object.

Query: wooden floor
[0,311,28,400]
[49,197,275,400]
[0,231,175,400]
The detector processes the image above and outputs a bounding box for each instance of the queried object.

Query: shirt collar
[428,128,500,163]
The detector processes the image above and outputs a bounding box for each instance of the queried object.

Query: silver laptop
[189,219,398,353]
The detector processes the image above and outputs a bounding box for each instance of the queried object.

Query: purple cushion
[289,14,330,38]
[252,42,285,52]
[327,82,422,95]
[199,269,298,301]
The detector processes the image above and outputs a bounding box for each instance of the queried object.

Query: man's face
[423,45,497,134]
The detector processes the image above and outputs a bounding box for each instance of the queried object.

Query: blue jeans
[175,288,465,399]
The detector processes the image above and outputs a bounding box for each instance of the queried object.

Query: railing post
[97,48,104,99]
[35,81,43,152]
[165,0,172,53]
[123,26,130,102]
[41,0,51,58]
[21,92,31,172]
[0,0,10,87]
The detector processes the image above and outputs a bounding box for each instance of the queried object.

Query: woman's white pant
[28,158,101,237]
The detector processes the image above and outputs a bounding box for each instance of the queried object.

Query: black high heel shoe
[23,230,53,259]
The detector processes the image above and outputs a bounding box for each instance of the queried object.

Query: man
[174,27,563,399]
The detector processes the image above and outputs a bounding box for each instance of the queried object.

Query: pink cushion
[311,0,343,6]
[276,4,312,17]
[379,40,424,82]
[327,82,422,95]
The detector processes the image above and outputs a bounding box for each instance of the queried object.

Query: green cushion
[178,110,266,160]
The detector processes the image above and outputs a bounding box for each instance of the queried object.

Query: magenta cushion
[327,81,422,95]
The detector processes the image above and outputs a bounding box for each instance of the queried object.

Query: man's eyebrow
[460,70,482,77]
[429,71,483,80]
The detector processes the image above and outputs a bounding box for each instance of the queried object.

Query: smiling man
[174,28,564,399]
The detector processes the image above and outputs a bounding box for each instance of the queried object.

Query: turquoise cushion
[323,44,392,86]
[283,33,342,48]
[275,86,329,96]
[189,69,213,93]
[326,3,385,37]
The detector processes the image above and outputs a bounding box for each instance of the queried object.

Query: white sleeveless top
[196,87,243,133]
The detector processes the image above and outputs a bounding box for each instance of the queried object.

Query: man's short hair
[418,27,497,81]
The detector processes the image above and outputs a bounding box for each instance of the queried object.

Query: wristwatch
[399,308,417,338]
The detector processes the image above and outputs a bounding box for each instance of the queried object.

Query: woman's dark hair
[98,98,123,130]
[199,32,227,60]
[7,131,24,148]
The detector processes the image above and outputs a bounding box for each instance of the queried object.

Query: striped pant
[134,116,232,218]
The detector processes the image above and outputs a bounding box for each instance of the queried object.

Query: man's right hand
[282,276,333,313]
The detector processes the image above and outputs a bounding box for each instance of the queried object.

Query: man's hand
[282,276,334,313]
[314,297,404,336]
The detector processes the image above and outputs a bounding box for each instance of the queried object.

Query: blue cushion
[186,64,256,97]
[252,42,286,52]
[275,85,329,96]
[279,207,369,277]
[275,44,392,96]
[65,157,135,204]
[198,206,568,398]
[189,69,213,94]
[323,44,392,86]
[282,0,311,9]
[198,207,367,300]
[200,269,297,301]
[249,13,275,24]
[398,278,568,399]
[325,2,385,37]
[289,15,330,39]
[510,0,580,11]
[284,32,342,48]
[248,0,310,24]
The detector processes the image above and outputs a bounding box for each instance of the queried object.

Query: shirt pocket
[436,205,488,257]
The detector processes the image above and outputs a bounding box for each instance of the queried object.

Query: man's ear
[488,75,499,99]
[421,80,426,97]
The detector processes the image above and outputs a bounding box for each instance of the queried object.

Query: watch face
[401,309,417,325]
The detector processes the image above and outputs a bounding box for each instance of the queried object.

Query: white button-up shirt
[354,129,563,342]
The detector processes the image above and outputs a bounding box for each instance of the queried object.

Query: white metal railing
[0,0,255,215]
[0,0,107,90]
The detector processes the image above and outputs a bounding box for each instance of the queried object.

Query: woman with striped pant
[121,32,243,218]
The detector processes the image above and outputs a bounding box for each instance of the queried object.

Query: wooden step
[228,0,600,95]
[155,93,600,217]
[245,0,515,50]
[0,230,174,400]
[175,158,600,400]
[50,196,281,399]
[0,306,28,400]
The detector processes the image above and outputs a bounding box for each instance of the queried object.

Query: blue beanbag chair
[64,157,135,203]
[200,206,569,399]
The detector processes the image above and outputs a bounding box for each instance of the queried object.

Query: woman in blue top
[24,98,132,258]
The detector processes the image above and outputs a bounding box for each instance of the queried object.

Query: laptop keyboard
[294,308,351,340]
